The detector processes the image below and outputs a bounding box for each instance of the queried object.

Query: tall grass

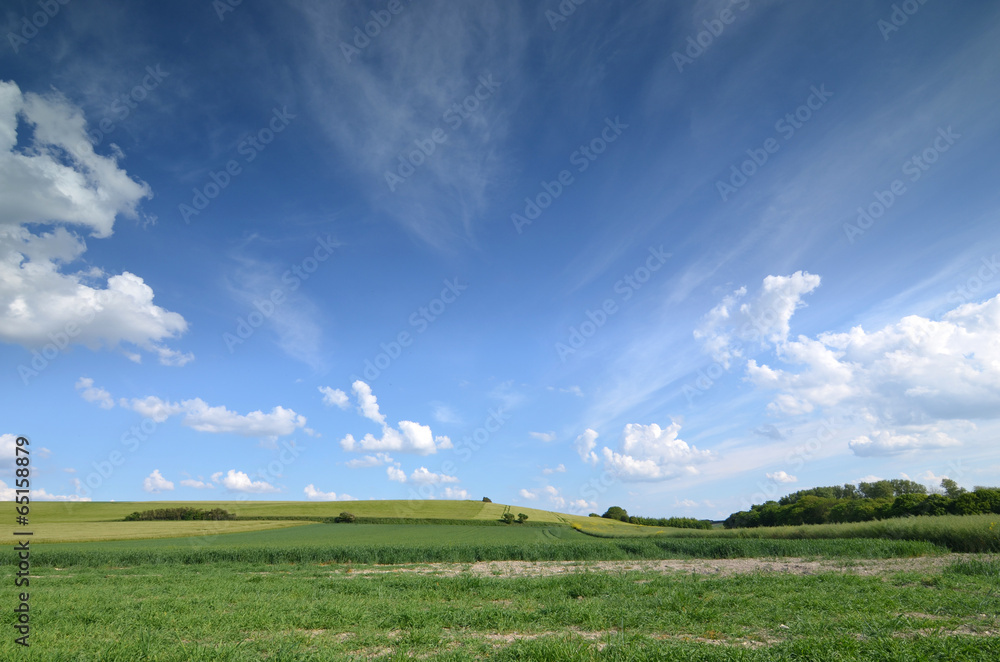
[31,524,942,567]
[577,514,1000,553]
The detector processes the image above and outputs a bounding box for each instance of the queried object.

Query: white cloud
[849,429,961,457]
[544,484,566,509]
[352,380,385,425]
[345,453,394,469]
[695,271,821,368]
[409,467,459,484]
[676,498,699,508]
[118,395,306,440]
[542,464,566,475]
[519,488,538,500]
[142,469,174,493]
[75,377,114,409]
[318,386,349,409]
[765,471,798,484]
[0,478,90,501]
[386,465,407,483]
[573,428,599,465]
[180,399,307,439]
[212,469,279,493]
[749,291,1000,423]
[304,484,354,501]
[530,431,557,443]
[569,499,596,510]
[341,420,452,455]
[600,421,713,482]
[0,81,191,366]
[441,487,469,499]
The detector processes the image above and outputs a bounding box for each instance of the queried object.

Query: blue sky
[2,0,999,519]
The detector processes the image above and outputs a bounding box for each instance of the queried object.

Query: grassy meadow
[5,500,1000,660]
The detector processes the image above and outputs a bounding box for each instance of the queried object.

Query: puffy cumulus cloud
[695,271,821,368]
[318,386,349,409]
[849,429,961,457]
[745,292,1000,453]
[341,421,452,455]
[142,469,174,493]
[0,82,191,367]
[352,380,385,425]
[765,471,797,483]
[544,485,566,509]
[339,381,452,454]
[440,487,469,499]
[519,488,538,500]
[409,467,459,484]
[345,453,394,469]
[75,377,114,409]
[304,484,354,501]
[530,431,557,443]
[600,421,713,482]
[211,470,279,494]
[0,81,150,237]
[115,394,306,440]
[675,498,699,508]
[386,465,407,483]
[180,400,307,439]
[573,428,599,465]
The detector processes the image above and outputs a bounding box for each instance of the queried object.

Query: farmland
[5,501,1000,660]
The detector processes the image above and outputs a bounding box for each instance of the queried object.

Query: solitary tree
[482,497,492,502]
[601,506,629,522]
[501,512,515,524]
[337,511,356,523]
[517,513,528,523]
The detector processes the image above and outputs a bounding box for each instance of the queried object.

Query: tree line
[723,478,1000,528]
[123,507,236,521]
[593,506,713,529]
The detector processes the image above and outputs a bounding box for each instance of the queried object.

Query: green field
[7,501,1000,660]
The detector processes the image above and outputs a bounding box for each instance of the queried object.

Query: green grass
[3,555,998,660]
[576,513,1000,553]
[30,523,944,567]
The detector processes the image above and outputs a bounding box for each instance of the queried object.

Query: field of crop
[573,513,1000,553]
[7,501,1000,659]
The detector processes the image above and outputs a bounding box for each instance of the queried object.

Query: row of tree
[123,507,236,521]
[593,506,713,529]
[724,479,1000,529]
